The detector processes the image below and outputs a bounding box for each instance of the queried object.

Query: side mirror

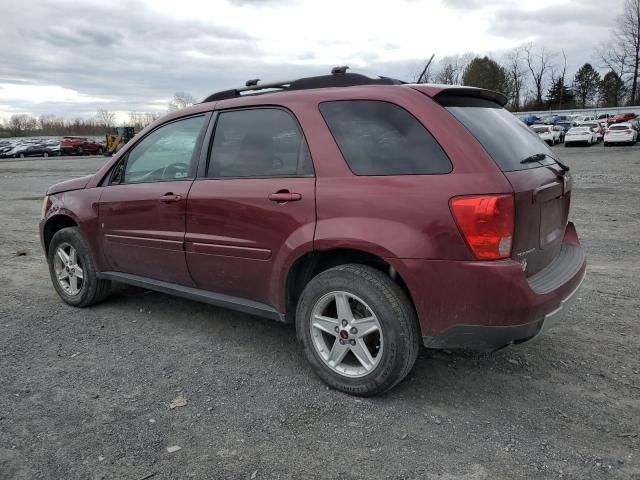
[111,162,126,184]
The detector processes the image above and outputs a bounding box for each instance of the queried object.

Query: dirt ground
[0,145,638,480]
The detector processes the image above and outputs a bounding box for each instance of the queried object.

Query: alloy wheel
[310,291,383,378]
[53,242,84,296]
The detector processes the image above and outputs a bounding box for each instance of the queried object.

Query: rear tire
[76,147,84,155]
[296,264,419,397]
[47,227,111,307]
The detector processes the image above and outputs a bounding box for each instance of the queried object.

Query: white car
[574,115,596,125]
[604,122,639,146]
[564,127,597,146]
[532,124,562,145]
[581,122,605,142]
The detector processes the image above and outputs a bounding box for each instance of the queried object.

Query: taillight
[450,194,514,260]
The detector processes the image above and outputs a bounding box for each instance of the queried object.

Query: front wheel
[296,264,419,397]
[47,227,111,307]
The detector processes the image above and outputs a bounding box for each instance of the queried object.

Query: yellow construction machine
[105,127,135,156]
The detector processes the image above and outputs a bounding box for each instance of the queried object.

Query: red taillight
[450,194,514,260]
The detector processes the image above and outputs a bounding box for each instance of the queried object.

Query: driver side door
[98,114,209,285]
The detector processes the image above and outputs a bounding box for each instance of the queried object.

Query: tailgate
[503,166,572,276]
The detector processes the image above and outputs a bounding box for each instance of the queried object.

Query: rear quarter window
[319,100,452,175]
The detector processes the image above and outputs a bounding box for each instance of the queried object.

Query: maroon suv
[40,69,586,396]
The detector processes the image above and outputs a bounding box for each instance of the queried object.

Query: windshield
[442,97,556,172]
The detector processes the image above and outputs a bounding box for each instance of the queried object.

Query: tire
[47,227,111,307]
[76,147,83,155]
[604,142,609,147]
[296,264,419,397]
[19,153,25,158]
[43,152,49,158]
[97,147,103,155]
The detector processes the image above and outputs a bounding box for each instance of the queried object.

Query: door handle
[159,193,183,203]
[268,191,302,203]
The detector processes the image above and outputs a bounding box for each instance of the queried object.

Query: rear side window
[319,100,451,175]
[208,108,313,178]
[440,96,556,171]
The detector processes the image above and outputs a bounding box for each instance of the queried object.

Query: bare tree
[8,114,37,136]
[503,47,528,111]
[551,49,569,109]
[524,44,554,109]
[619,0,640,103]
[435,54,474,85]
[97,109,116,129]
[168,92,196,112]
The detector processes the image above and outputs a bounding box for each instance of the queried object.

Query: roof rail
[202,66,405,102]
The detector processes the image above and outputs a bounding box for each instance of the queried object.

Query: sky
[0,0,625,123]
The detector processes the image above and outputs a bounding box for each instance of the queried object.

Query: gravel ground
[0,146,639,480]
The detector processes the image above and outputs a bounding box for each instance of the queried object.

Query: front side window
[208,108,313,178]
[120,115,206,183]
[319,100,452,175]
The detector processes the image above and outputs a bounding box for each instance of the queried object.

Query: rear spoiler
[410,85,508,107]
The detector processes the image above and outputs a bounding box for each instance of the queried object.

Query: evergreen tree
[546,78,575,109]
[463,57,511,97]
[600,70,627,107]
[573,63,601,108]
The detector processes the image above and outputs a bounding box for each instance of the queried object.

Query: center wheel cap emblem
[339,330,349,340]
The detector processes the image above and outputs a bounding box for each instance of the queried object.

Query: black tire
[97,147,103,155]
[296,264,419,397]
[76,147,83,155]
[47,227,111,307]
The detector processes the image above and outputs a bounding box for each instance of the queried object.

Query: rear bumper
[421,269,585,350]
[392,222,586,350]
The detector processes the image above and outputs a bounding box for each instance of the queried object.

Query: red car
[607,112,637,124]
[60,136,104,156]
[39,69,586,396]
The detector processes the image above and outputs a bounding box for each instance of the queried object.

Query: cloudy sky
[0,0,624,122]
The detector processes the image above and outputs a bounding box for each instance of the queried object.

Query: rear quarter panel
[289,86,514,260]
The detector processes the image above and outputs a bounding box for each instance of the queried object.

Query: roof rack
[202,66,405,102]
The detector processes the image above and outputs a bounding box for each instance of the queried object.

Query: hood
[47,175,93,195]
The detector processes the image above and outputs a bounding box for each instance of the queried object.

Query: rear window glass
[533,127,549,133]
[610,125,630,131]
[440,96,556,171]
[319,100,452,175]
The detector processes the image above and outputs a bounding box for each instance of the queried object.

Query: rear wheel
[47,227,111,307]
[296,264,419,397]
[76,146,84,155]
[43,152,49,158]
[97,147,103,155]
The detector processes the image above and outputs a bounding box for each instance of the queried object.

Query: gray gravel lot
[1,146,639,479]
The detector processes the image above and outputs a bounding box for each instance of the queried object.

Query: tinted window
[319,100,451,175]
[123,116,205,183]
[208,108,313,178]
[442,97,556,171]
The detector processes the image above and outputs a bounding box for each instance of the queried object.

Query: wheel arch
[43,214,78,254]
[284,248,417,324]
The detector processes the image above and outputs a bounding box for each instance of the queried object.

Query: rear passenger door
[185,107,316,308]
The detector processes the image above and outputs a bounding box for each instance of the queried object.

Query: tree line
[414,0,640,111]
[0,91,197,139]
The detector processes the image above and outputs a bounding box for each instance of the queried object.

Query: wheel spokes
[69,276,79,294]
[352,316,379,338]
[327,340,349,366]
[334,293,353,321]
[312,314,339,336]
[74,266,84,279]
[350,338,376,371]
[56,248,69,264]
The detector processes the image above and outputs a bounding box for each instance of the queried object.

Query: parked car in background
[604,122,639,146]
[38,70,586,396]
[581,122,605,142]
[60,137,103,156]
[574,115,596,125]
[597,113,614,122]
[556,121,575,135]
[532,124,563,144]
[608,112,637,124]
[565,126,597,146]
[12,144,61,158]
